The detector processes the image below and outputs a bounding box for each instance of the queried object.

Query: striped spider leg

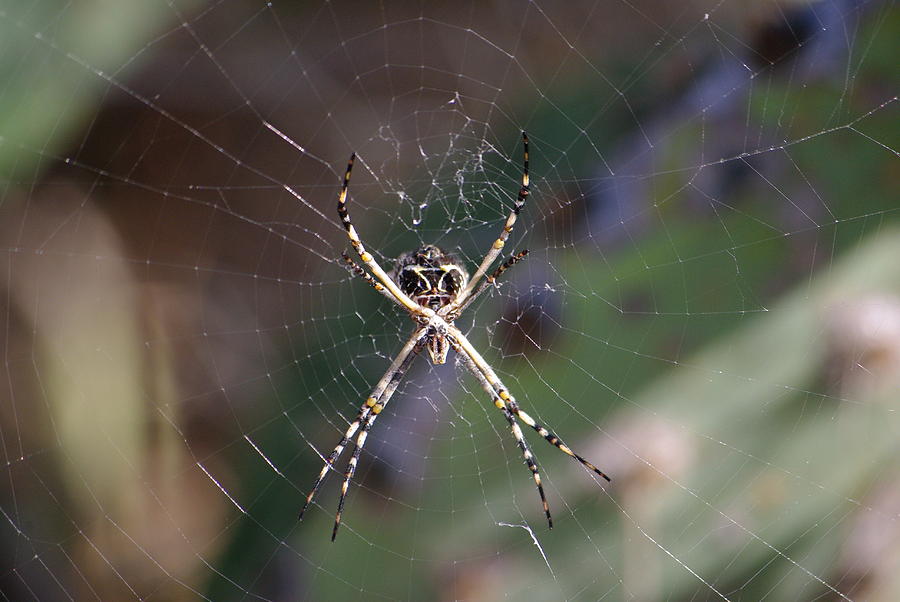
[298,328,426,540]
[339,251,399,305]
[336,152,423,315]
[448,337,553,526]
[445,249,529,320]
[448,323,610,530]
[301,132,607,540]
[447,131,530,312]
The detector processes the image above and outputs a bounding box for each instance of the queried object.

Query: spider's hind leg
[331,344,416,540]
[449,324,610,528]
[298,407,366,521]
[505,399,610,482]
[451,340,554,529]
[504,406,554,528]
[298,329,424,529]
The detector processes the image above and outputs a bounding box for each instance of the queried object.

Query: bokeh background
[1,1,897,600]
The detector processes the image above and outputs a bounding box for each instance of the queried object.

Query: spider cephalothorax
[301,132,610,541]
[394,244,469,311]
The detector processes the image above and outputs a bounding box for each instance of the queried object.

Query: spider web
[1,1,898,600]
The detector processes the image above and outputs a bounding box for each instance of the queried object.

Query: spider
[300,132,610,540]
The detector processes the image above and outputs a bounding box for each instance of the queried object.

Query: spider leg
[488,249,529,283]
[340,251,398,304]
[453,131,529,307]
[452,340,553,528]
[449,324,610,516]
[332,343,418,540]
[454,325,609,481]
[449,249,528,317]
[336,154,422,314]
[503,400,610,482]
[299,329,425,523]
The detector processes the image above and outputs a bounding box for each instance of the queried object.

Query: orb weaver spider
[300,132,609,540]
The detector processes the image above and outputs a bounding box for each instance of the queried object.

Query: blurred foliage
[0,0,190,177]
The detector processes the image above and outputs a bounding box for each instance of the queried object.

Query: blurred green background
[1,1,897,600]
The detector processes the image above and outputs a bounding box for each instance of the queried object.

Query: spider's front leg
[452,131,530,309]
[335,153,421,314]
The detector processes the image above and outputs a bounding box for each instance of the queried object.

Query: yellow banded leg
[455,132,530,306]
[507,410,553,528]
[334,153,421,313]
[505,398,610,482]
[451,325,610,484]
[453,341,554,528]
[298,405,370,520]
[450,249,530,318]
[300,330,424,524]
[330,341,417,540]
[332,428,368,541]
[340,251,397,304]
